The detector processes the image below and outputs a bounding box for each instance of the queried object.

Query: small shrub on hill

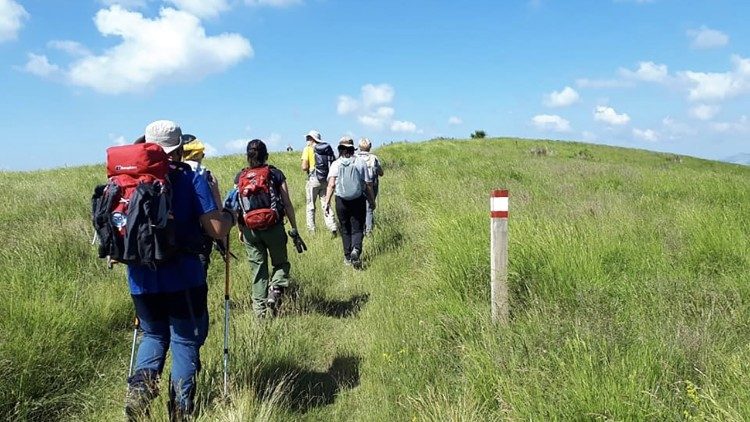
[530,145,553,156]
[470,130,486,139]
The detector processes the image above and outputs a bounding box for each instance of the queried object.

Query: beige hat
[358,137,372,151]
[338,136,355,150]
[306,130,322,143]
[145,120,183,154]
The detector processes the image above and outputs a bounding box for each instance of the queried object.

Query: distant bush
[571,149,594,160]
[665,154,683,163]
[530,146,552,156]
[470,130,486,139]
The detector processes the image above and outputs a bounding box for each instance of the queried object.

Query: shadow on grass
[302,293,370,318]
[254,355,361,413]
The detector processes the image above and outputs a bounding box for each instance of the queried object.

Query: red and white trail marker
[490,189,509,219]
[490,189,509,324]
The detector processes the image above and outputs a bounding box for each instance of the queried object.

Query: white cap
[306,130,322,143]
[145,120,183,154]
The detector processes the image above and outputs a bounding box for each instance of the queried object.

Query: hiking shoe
[331,229,338,238]
[344,256,352,266]
[267,286,284,312]
[125,384,157,421]
[350,248,362,269]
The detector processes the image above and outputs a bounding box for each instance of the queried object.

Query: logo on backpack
[237,165,281,230]
[91,143,177,267]
[313,142,335,182]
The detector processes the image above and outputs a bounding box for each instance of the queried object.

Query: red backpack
[237,165,281,230]
[91,143,176,266]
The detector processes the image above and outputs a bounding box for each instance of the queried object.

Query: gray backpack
[336,157,364,200]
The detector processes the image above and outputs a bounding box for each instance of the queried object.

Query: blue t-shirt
[127,162,218,295]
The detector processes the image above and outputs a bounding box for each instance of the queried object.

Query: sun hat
[144,120,183,154]
[358,137,372,151]
[338,136,355,151]
[183,139,206,161]
[306,130,322,143]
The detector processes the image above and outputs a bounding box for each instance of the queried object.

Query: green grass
[1,138,749,420]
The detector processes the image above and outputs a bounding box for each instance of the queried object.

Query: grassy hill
[1,138,749,421]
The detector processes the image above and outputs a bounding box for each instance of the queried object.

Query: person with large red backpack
[93,120,235,421]
[230,139,305,317]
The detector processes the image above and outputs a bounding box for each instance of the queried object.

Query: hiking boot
[125,380,158,421]
[350,248,362,269]
[266,286,284,313]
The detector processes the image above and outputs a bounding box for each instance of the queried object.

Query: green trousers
[239,223,290,317]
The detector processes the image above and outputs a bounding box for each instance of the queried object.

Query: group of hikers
[92,120,383,420]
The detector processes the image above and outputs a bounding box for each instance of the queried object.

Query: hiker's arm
[375,159,384,177]
[366,183,376,210]
[200,176,234,239]
[200,210,234,240]
[279,181,298,231]
[324,177,336,213]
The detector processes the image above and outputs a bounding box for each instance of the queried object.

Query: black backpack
[313,143,335,182]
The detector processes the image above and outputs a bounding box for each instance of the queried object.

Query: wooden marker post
[490,189,509,324]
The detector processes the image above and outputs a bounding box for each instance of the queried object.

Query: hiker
[124,120,235,420]
[181,135,221,275]
[286,144,294,152]
[229,139,305,317]
[324,137,376,268]
[300,130,338,235]
[355,138,384,235]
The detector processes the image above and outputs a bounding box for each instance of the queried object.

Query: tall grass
[1,138,748,420]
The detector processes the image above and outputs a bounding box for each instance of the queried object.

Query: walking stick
[128,316,140,378]
[223,234,231,396]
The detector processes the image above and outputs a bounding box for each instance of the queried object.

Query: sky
[0,0,748,170]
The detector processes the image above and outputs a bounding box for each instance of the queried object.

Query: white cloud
[619,61,669,83]
[338,83,418,133]
[679,55,750,102]
[661,116,694,139]
[225,139,249,152]
[48,40,91,56]
[361,83,395,107]
[100,0,149,8]
[245,0,302,6]
[581,130,597,141]
[448,116,463,125]
[109,134,128,146]
[576,78,634,89]
[544,86,580,107]
[203,142,218,156]
[391,120,417,133]
[0,0,29,43]
[337,95,358,115]
[531,114,571,132]
[23,54,61,77]
[166,0,230,18]
[632,128,659,142]
[266,132,282,146]
[689,104,721,121]
[38,6,252,94]
[712,115,749,133]
[594,106,630,125]
[688,26,729,50]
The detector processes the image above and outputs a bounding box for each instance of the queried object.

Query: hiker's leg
[319,179,338,232]
[365,184,378,234]
[127,293,169,418]
[131,293,169,376]
[265,223,291,288]
[167,285,209,416]
[335,196,353,258]
[351,196,367,254]
[305,178,318,231]
[241,226,270,317]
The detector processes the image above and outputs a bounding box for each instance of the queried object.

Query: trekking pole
[223,234,231,397]
[128,316,140,378]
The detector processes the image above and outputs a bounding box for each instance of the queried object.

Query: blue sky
[0,0,748,170]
